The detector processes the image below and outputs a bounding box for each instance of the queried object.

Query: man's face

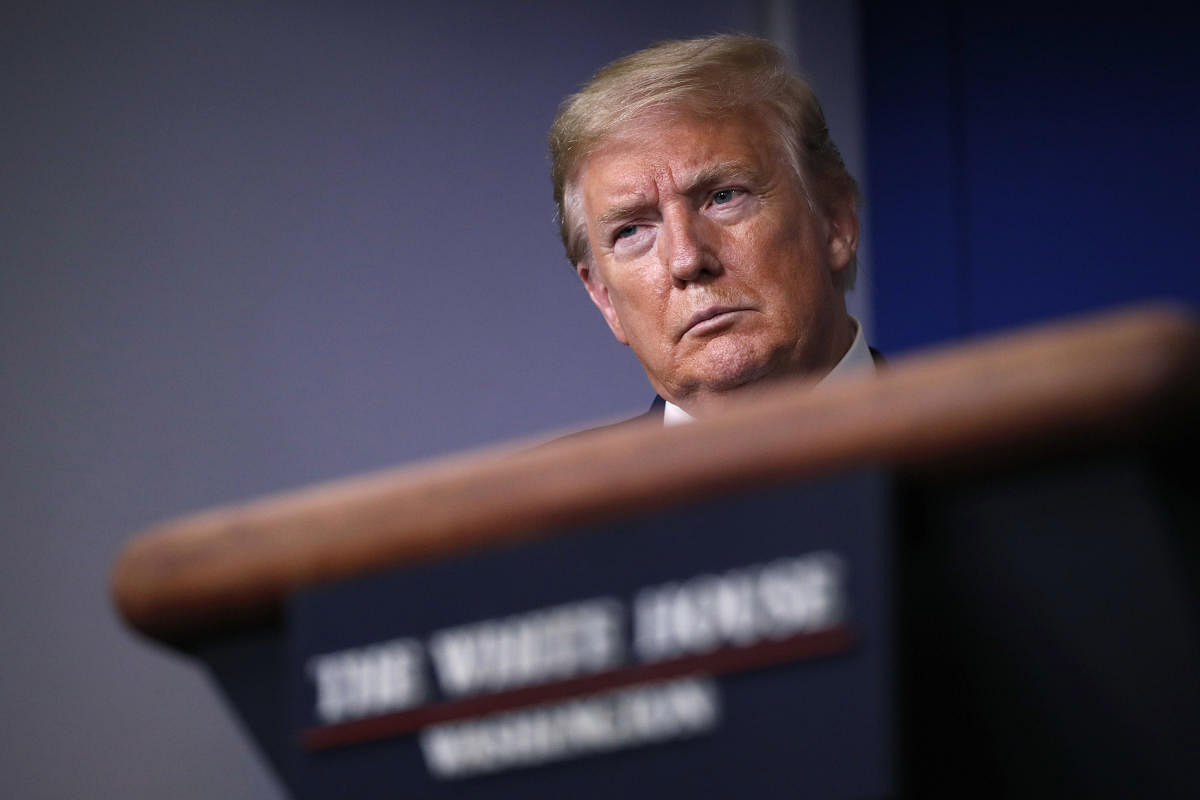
[574,111,857,414]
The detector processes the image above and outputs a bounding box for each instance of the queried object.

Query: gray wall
[0,2,864,796]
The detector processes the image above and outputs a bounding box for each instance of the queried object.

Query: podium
[112,307,1200,798]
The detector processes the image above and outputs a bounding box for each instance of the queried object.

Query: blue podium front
[286,470,892,799]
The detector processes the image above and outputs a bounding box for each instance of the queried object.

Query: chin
[688,356,778,397]
[664,336,797,403]
[698,338,784,388]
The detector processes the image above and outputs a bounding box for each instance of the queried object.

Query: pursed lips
[681,304,751,338]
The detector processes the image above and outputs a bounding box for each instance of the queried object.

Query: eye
[615,224,638,240]
[712,188,738,205]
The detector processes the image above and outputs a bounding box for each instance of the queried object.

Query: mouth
[683,305,749,337]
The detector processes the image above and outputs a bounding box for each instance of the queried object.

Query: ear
[825,201,859,275]
[577,261,629,345]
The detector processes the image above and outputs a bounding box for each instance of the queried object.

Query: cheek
[609,283,676,355]
[750,229,831,318]
[729,210,800,261]
[723,227,797,292]
[613,262,669,310]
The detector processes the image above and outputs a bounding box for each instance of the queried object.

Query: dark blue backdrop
[865,1,1200,353]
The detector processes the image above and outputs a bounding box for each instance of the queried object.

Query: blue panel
[866,2,1200,349]
[961,4,1200,333]
[863,1,966,354]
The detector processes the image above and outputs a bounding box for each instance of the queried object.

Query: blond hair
[548,34,858,288]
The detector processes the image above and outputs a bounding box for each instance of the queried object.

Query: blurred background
[1,1,1196,797]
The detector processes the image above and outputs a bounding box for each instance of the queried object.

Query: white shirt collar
[662,396,697,426]
[819,315,874,386]
[663,316,872,426]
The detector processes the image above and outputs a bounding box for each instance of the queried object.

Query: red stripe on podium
[302,625,854,751]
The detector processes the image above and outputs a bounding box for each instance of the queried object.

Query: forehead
[577,111,785,204]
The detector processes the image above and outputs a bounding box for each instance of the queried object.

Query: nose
[660,208,721,283]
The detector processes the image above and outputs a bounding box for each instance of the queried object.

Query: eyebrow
[597,199,652,227]
[593,160,760,227]
[685,160,759,193]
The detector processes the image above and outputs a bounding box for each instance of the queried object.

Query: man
[549,34,875,425]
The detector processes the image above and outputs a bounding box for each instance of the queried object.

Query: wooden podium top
[111,306,1199,646]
